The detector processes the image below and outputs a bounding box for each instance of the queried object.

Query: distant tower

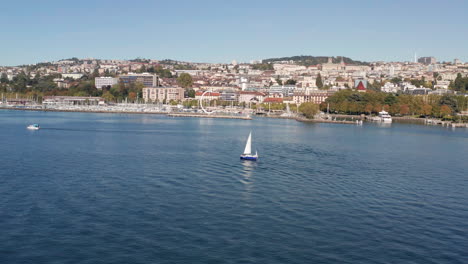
[414,52,417,63]
[328,57,333,64]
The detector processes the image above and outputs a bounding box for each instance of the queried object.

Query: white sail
[243,132,252,154]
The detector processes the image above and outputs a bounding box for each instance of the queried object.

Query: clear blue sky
[1,0,467,66]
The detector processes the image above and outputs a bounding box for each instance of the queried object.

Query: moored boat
[370,110,392,123]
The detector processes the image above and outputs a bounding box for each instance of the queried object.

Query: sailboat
[240,132,258,161]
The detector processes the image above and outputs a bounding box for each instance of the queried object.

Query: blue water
[1,110,467,264]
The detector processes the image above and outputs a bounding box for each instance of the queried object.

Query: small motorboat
[240,132,258,161]
[27,124,40,130]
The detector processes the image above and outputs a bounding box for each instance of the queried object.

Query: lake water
[1,110,467,264]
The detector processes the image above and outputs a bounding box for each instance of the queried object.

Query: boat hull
[240,156,258,161]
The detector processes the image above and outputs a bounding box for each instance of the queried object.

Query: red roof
[263,97,283,103]
[356,81,366,90]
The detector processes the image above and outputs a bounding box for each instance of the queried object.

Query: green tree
[251,63,274,71]
[91,69,100,78]
[285,79,297,85]
[316,73,323,88]
[1,73,9,84]
[154,65,173,78]
[177,73,193,88]
[276,77,283,85]
[187,88,195,98]
[384,94,398,105]
[299,102,320,119]
[451,73,468,93]
[390,77,402,84]
[102,91,115,102]
[439,95,457,111]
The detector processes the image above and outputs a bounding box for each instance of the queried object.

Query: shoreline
[0,107,168,115]
[2,107,466,127]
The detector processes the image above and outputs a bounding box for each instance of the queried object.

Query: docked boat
[27,124,40,130]
[370,110,392,123]
[378,110,392,123]
[240,132,258,161]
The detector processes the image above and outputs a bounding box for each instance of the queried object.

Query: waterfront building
[142,87,184,103]
[269,85,296,97]
[238,91,266,104]
[95,77,118,89]
[293,90,336,105]
[42,96,102,105]
[220,91,238,101]
[119,73,159,87]
[5,98,35,106]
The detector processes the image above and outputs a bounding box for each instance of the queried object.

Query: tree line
[322,90,467,118]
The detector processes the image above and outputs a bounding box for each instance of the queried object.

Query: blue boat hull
[240,156,258,161]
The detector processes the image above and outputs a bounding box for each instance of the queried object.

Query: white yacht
[371,110,392,123]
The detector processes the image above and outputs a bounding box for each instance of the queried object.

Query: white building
[95,77,118,89]
[62,73,83,80]
[62,73,84,79]
[381,82,400,93]
[43,96,102,105]
[434,80,450,90]
[269,85,296,97]
[238,91,266,104]
[142,87,184,103]
[293,90,336,105]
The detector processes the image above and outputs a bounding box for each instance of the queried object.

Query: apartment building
[293,90,336,105]
[119,73,159,87]
[142,87,184,102]
[95,77,118,89]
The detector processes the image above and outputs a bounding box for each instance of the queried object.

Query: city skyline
[1,0,467,66]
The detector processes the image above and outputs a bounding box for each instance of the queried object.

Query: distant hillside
[263,56,369,66]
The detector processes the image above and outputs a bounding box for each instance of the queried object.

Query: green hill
[263,56,369,66]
